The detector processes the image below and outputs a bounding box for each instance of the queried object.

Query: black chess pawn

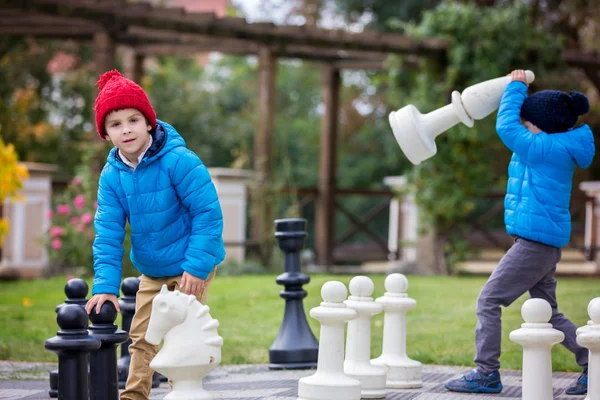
[45,304,101,400]
[49,278,89,398]
[269,218,319,369]
[89,301,129,400]
[117,277,161,389]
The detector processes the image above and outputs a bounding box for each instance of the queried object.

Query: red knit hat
[94,70,156,139]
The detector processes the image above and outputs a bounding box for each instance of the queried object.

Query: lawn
[0,273,597,372]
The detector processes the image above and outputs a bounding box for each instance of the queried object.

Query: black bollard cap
[57,304,89,331]
[121,277,140,297]
[64,279,88,300]
[275,218,306,234]
[89,301,117,325]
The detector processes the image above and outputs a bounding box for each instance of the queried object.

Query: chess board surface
[0,363,586,400]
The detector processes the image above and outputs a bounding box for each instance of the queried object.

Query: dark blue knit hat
[521,90,590,133]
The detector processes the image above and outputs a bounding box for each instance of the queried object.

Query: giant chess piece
[577,297,600,400]
[49,278,89,398]
[389,70,536,165]
[510,298,564,400]
[146,286,223,400]
[344,276,386,398]
[269,218,319,369]
[371,273,422,388]
[45,304,101,400]
[88,301,129,400]
[298,281,361,400]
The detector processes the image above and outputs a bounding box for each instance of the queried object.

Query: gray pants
[475,237,588,374]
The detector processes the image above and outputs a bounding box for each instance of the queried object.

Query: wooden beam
[315,64,340,270]
[251,46,277,266]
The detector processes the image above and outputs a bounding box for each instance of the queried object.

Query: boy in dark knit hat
[446,70,594,395]
[85,70,226,400]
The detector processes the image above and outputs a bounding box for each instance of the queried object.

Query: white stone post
[208,168,252,263]
[371,274,422,388]
[579,181,600,267]
[577,297,600,400]
[298,281,361,400]
[344,276,386,399]
[509,298,564,400]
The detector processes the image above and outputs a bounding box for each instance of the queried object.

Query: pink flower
[46,210,53,219]
[73,195,85,209]
[71,176,82,186]
[76,225,85,232]
[57,204,71,215]
[50,226,64,237]
[94,201,98,210]
[81,213,93,224]
[70,216,79,225]
[52,238,62,250]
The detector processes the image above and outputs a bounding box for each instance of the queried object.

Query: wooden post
[315,65,340,270]
[122,48,145,84]
[94,31,116,79]
[252,46,277,266]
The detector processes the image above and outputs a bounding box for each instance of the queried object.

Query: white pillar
[298,281,361,400]
[344,276,387,398]
[577,297,600,400]
[509,298,564,400]
[371,274,422,388]
[208,168,252,263]
[579,181,600,267]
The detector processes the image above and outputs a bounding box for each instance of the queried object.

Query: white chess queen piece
[371,273,422,388]
[509,298,564,400]
[389,70,535,165]
[577,297,600,400]
[145,285,223,400]
[297,281,361,400]
[344,276,387,399]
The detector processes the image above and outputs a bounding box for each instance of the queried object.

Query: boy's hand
[180,271,206,296]
[510,69,528,86]
[85,294,120,314]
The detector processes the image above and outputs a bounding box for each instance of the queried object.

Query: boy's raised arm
[92,170,127,296]
[170,149,225,280]
[496,81,550,164]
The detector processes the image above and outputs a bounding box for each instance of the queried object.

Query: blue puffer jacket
[92,120,226,296]
[496,82,595,248]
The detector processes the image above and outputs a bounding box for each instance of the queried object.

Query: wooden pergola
[2,0,599,267]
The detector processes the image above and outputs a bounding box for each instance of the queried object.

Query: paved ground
[0,361,586,399]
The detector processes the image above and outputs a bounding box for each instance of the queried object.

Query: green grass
[0,274,597,372]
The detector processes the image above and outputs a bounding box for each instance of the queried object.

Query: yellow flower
[22,297,33,307]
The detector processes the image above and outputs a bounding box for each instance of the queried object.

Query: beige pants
[120,269,216,400]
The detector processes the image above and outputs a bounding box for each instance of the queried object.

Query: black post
[117,277,161,389]
[89,302,129,400]
[45,304,101,400]
[49,278,89,398]
[268,218,319,369]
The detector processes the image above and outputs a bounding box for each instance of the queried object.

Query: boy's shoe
[445,368,503,393]
[565,367,588,395]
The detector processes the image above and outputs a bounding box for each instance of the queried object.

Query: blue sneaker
[445,368,503,393]
[565,367,587,395]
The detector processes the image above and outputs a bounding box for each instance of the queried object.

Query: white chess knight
[344,276,387,399]
[145,285,223,400]
[509,298,564,400]
[298,281,361,400]
[577,297,600,400]
[371,274,422,388]
[389,70,535,165]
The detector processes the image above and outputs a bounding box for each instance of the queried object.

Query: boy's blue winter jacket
[496,82,595,248]
[92,120,226,296]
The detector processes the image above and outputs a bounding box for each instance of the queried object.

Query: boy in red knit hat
[85,70,226,400]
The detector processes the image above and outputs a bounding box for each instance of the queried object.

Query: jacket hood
[107,119,186,170]
[556,124,595,169]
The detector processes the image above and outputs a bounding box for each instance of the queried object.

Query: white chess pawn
[389,70,535,165]
[344,276,387,399]
[298,281,361,400]
[577,297,600,400]
[371,274,422,388]
[509,298,564,400]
